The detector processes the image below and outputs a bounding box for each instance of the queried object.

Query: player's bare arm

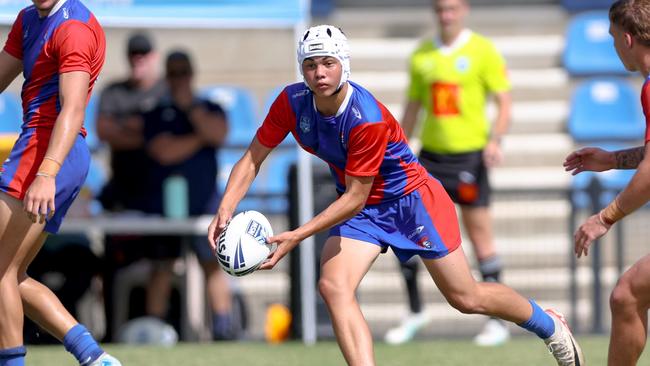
[563,146,617,175]
[0,50,22,92]
[614,145,646,169]
[260,174,374,270]
[575,146,650,258]
[208,137,272,249]
[23,71,90,223]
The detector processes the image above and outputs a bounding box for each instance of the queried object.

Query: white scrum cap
[297,24,350,90]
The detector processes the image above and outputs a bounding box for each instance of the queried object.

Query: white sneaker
[544,309,585,366]
[87,353,122,366]
[383,311,432,345]
[473,318,510,347]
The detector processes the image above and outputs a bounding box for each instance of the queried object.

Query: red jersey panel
[3,0,105,134]
[642,77,650,143]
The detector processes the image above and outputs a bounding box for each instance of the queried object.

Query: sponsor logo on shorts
[408,225,432,249]
[407,226,424,240]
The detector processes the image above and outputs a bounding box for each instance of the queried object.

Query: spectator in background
[95,32,171,342]
[97,32,166,212]
[141,50,235,340]
[385,0,512,346]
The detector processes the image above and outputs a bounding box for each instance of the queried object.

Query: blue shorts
[330,177,461,263]
[0,128,90,234]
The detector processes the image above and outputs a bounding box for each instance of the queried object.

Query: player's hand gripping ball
[216,211,276,276]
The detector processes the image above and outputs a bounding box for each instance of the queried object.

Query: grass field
[24,335,649,365]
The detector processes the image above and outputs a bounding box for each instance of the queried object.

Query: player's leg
[422,246,530,321]
[422,247,584,365]
[607,254,650,366]
[319,236,381,366]
[12,136,120,366]
[14,216,114,366]
[18,232,77,340]
[0,192,47,365]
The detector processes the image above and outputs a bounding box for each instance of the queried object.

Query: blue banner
[0,0,308,28]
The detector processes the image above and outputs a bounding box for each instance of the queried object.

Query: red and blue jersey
[3,0,105,133]
[0,0,104,233]
[257,81,430,205]
[642,76,650,143]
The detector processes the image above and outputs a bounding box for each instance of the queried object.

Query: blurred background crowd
[0,0,645,346]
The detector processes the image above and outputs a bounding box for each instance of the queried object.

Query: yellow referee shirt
[407,30,510,154]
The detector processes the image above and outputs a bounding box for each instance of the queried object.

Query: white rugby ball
[216,210,275,276]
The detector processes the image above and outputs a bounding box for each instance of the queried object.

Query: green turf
[24,336,646,365]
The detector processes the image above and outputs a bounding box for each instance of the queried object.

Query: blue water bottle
[163,175,189,219]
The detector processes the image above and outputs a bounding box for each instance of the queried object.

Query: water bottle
[163,175,188,219]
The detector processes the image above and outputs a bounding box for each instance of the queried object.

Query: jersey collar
[48,0,68,18]
[312,81,354,118]
[435,29,472,55]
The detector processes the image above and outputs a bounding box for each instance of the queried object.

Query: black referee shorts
[418,149,490,207]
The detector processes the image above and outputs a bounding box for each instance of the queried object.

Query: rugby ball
[216,211,275,276]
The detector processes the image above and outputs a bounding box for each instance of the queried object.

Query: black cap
[127,33,153,55]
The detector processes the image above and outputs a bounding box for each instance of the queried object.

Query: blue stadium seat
[200,86,259,148]
[84,93,102,151]
[562,11,628,76]
[217,147,265,212]
[568,78,645,143]
[263,85,285,116]
[256,147,297,213]
[0,92,23,133]
[561,0,614,13]
[217,146,295,214]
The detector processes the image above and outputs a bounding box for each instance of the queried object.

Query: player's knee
[318,277,352,304]
[610,279,636,311]
[447,292,482,314]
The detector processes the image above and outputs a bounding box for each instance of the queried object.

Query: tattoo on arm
[615,146,645,169]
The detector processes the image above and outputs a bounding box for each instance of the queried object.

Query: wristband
[38,158,60,177]
[35,172,55,179]
[599,196,627,226]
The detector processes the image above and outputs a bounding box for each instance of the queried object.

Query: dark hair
[127,33,153,55]
[165,50,194,77]
[610,0,650,46]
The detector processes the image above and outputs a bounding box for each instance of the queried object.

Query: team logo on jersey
[62,7,69,19]
[455,56,470,73]
[351,106,361,120]
[300,115,311,133]
[292,90,309,99]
